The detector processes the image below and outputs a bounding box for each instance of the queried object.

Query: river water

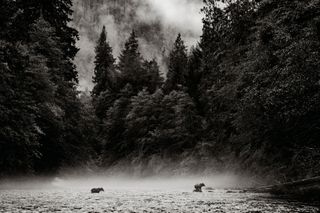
[0,177,319,212]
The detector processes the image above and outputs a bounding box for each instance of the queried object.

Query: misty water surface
[0,175,319,212]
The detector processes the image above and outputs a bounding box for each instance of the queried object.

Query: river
[0,176,319,212]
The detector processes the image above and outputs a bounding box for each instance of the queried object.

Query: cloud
[147,0,203,36]
[72,0,204,91]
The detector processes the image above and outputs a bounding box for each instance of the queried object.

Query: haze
[0,174,259,191]
[72,0,204,91]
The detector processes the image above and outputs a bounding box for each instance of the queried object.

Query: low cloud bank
[72,0,204,91]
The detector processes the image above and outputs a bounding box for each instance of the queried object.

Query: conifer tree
[11,0,79,82]
[28,16,67,83]
[118,30,144,92]
[102,84,134,164]
[28,17,91,173]
[186,46,203,112]
[164,34,188,93]
[0,41,42,175]
[92,26,116,98]
[142,59,164,93]
[0,0,94,175]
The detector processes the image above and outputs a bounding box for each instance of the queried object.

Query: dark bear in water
[91,187,104,193]
[194,183,205,192]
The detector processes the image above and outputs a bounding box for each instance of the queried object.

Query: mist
[71,0,204,91]
[0,173,259,191]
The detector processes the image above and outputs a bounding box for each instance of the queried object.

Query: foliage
[164,34,188,93]
[0,2,94,176]
[198,0,320,180]
[2,0,320,181]
[118,31,145,93]
[92,26,116,98]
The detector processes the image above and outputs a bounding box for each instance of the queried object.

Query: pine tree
[26,18,66,173]
[186,45,203,112]
[0,41,42,175]
[28,16,68,83]
[26,17,91,173]
[9,0,79,82]
[102,84,134,164]
[118,30,144,92]
[92,26,116,98]
[0,0,17,39]
[234,0,320,178]
[0,0,96,176]
[164,34,188,93]
[142,59,164,93]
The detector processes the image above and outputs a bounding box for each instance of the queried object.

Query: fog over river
[0,175,319,212]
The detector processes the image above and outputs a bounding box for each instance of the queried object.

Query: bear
[91,187,104,193]
[193,183,205,192]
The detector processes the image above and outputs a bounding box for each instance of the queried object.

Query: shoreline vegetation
[248,176,320,201]
[1,0,320,198]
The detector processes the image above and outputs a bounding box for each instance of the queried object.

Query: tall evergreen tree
[0,0,96,176]
[186,45,203,112]
[164,34,188,93]
[7,0,79,82]
[102,84,134,164]
[27,17,92,173]
[27,17,69,173]
[0,0,17,39]
[0,18,60,175]
[142,59,164,93]
[92,26,116,97]
[28,16,68,83]
[118,30,145,92]
[234,0,320,179]
[0,41,43,175]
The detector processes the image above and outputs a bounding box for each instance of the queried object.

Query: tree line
[0,0,96,175]
[1,0,320,181]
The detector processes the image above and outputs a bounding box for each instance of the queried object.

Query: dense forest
[1,0,320,182]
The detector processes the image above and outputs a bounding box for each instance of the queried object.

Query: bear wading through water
[91,187,104,193]
[193,183,205,192]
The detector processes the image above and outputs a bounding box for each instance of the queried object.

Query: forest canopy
[1,0,320,182]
